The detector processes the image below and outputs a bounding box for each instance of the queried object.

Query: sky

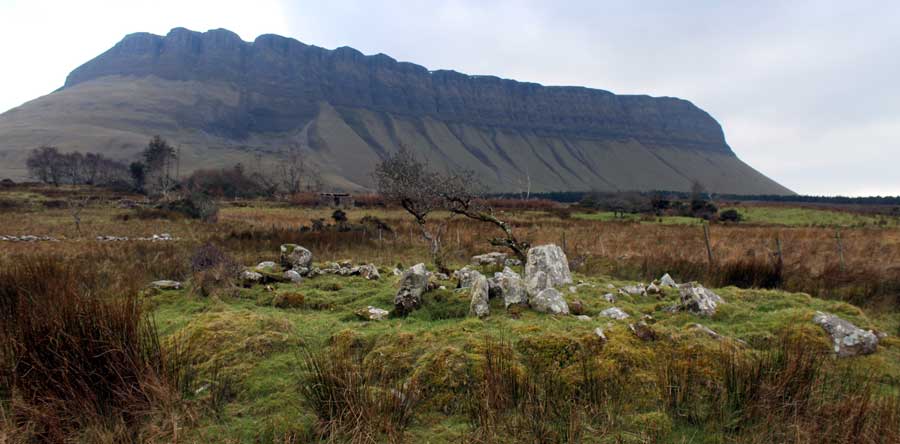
[0,0,898,196]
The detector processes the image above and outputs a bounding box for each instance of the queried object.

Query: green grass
[148,266,900,442]
[573,211,703,225]
[725,206,899,227]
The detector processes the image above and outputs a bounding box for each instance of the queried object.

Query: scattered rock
[280,244,312,274]
[530,288,569,315]
[392,267,403,276]
[630,321,657,341]
[525,270,551,297]
[504,258,523,267]
[240,270,263,285]
[594,327,608,342]
[568,286,578,294]
[494,267,527,308]
[606,284,616,290]
[358,264,380,280]
[471,252,508,267]
[433,272,450,281]
[689,323,723,340]
[524,244,572,288]
[394,263,429,316]
[619,284,647,297]
[256,261,278,272]
[660,273,678,288]
[356,306,390,321]
[812,311,879,357]
[283,270,303,283]
[646,283,661,295]
[575,315,592,321]
[677,283,724,317]
[600,307,630,320]
[455,266,482,289]
[603,293,617,303]
[468,274,491,318]
[0,235,59,242]
[149,280,183,290]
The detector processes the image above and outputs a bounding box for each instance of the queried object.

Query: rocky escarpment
[0,28,792,194]
[66,28,727,151]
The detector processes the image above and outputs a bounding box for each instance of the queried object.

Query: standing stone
[468,274,491,318]
[678,283,724,317]
[524,244,572,289]
[812,311,879,357]
[530,288,569,315]
[455,266,482,289]
[494,267,527,308]
[280,244,313,274]
[525,270,551,297]
[394,263,429,316]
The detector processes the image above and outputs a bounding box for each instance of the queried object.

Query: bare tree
[373,148,450,272]
[277,145,324,196]
[440,171,530,263]
[26,146,65,185]
[374,148,530,267]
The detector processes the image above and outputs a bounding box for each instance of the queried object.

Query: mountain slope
[0,27,792,194]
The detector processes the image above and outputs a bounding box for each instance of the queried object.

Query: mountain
[0,27,792,194]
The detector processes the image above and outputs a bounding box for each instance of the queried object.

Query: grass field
[2,185,900,443]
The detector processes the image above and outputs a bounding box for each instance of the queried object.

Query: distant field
[573,205,900,227]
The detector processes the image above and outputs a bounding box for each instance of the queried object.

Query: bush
[159,192,220,222]
[719,209,742,223]
[190,243,240,297]
[0,256,180,441]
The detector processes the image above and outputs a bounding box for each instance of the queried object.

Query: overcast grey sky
[1,0,898,196]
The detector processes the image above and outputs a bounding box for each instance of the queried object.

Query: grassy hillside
[0,76,793,195]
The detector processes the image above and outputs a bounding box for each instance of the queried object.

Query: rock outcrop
[394,263,429,316]
[0,28,793,195]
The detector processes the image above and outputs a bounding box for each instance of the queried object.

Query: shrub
[0,256,180,441]
[190,243,240,297]
[719,209,742,223]
[159,192,220,222]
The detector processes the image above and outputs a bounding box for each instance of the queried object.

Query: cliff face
[0,28,791,194]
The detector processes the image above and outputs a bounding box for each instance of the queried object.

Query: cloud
[0,0,897,195]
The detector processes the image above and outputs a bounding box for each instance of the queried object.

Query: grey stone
[619,284,647,297]
[240,270,263,285]
[358,264,380,280]
[678,283,724,317]
[660,273,678,288]
[468,274,491,318]
[603,293,617,303]
[280,244,312,272]
[530,288,569,315]
[256,261,278,272]
[600,307,630,320]
[594,327,607,342]
[575,315,592,321]
[494,267,527,308]
[149,280,182,290]
[813,311,878,357]
[283,270,303,283]
[455,266,482,289]
[524,244,572,289]
[356,306,390,321]
[394,263,429,316]
[471,252,508,267]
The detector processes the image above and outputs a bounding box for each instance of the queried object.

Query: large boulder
[530,288,569,315]
[468,274,491,318]
[524,244,572,289]
[494,267,527,308]
[280,244,313,274]
[677,283,724,317]
[525,270,551,297]
[394,263,429,316]
[813,312,878,357]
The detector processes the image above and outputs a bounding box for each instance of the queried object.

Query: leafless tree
[142,136,177,199]
[374,148,530,267]
[277,145,324,196]
[26,146,65,185]
[439,171,530,263]
[373,148,451,272]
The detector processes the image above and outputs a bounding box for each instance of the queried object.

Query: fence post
[835,230,845,272]
[703,223,714,267]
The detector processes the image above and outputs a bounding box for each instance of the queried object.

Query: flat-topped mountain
[0,27,792,194]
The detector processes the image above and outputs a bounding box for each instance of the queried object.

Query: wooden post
[562,231,568,254]
[703,223,714,267]
[836,230,845,272]
[774,236,783,274]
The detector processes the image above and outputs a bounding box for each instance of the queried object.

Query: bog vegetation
[1,140,899,443]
